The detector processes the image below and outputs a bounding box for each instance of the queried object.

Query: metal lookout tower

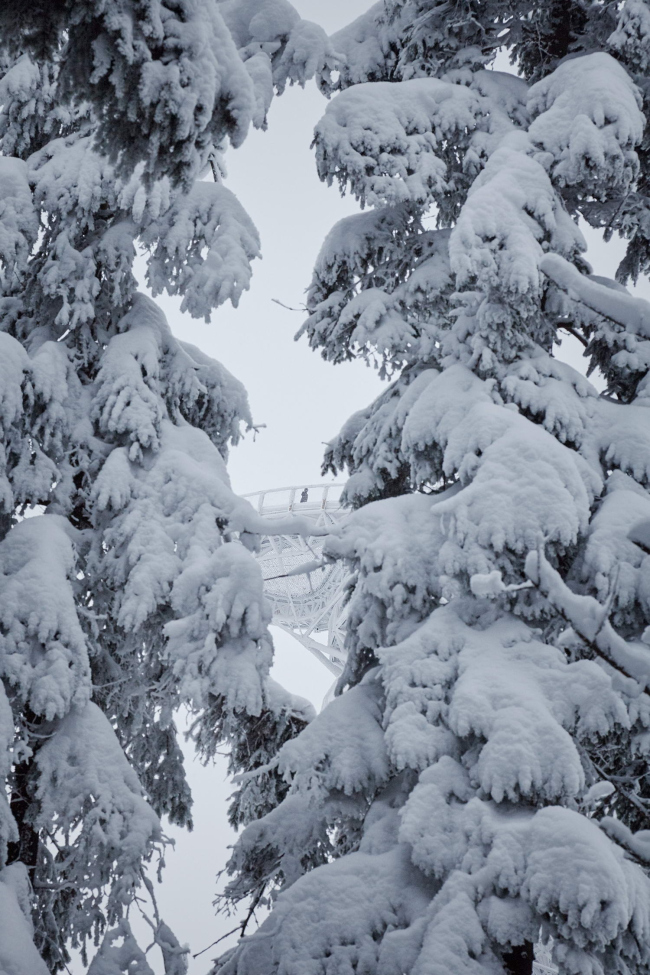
[242,483,348,675]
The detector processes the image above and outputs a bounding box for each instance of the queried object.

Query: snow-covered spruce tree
[0,2,333,972]
[213,4,650,975]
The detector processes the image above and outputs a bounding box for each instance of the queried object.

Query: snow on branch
[322,2,394,91]
[34,702,162,921]
[143,182,261,321]
[0,516,90,721]
[600,816,650,864]
[0,688,16,865]
[451,141,584,305]
[609,0,650,74]
[0,865,50,975]
[220,0,337,113]
[528,52,643,197]
[71,0,257,188]
[525,547,650,686]
[0,156,38,287]
[314,78,483,207]
[540,252,650,339]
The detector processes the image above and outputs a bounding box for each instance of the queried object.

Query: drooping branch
[525,548,650,687]
[541,253,650,339]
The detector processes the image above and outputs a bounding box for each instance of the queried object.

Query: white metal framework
[533,945,557,975]
[243,484,348,674]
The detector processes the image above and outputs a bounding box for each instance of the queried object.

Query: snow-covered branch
[541,252,650,339]
[525,548,650,685]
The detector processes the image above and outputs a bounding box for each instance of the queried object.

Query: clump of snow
[0,515,90,720]
[610,0,650,73]
[143,182,261,321]
[35,702,162,925]
[0,864,50,975]
[314,78,483,207]
[528,53,643,197]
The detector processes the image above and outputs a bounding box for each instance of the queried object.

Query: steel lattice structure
[243,484,348,674]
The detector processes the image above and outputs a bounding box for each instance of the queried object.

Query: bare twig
[526,546,649,687]
[557,322,588,348]
[592,760,650,822]
[193,925,241,959]
[272,298,306,313]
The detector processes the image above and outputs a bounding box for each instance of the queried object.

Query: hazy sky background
[102,3,650,970]
[158,2,387,499]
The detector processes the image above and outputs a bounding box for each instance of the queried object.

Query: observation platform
[243,484,348,675]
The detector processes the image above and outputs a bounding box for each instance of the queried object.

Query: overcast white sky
[158,3,386,499]
[96,4,650,970]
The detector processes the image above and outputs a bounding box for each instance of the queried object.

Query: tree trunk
[7,709,43,880]
[7,755,40,880]
[0,511,12,544]
[503,942,534,975]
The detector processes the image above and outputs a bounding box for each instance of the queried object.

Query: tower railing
[242,484,348,673]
